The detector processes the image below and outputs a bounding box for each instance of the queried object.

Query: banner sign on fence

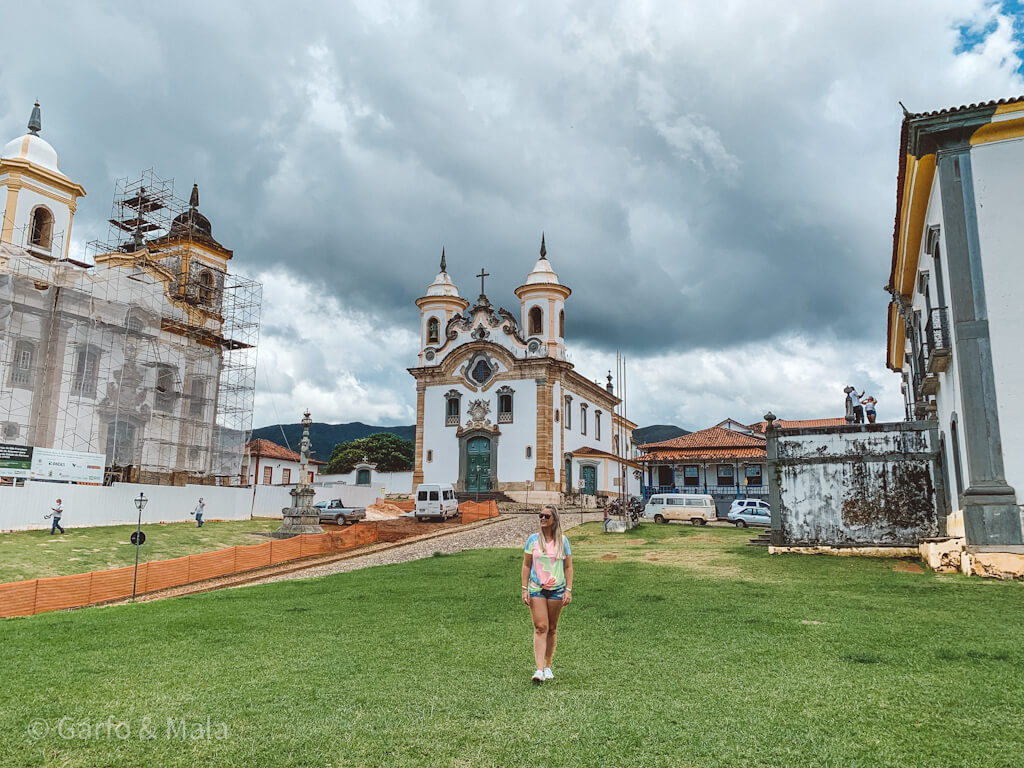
[0,443,33,478]
[30,448,105,484]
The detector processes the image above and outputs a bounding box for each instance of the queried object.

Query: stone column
[534,377,554,488]
[273,410,322,538]
[764,412,784,547]
[937,146,1022,546]
[412,382,425,487]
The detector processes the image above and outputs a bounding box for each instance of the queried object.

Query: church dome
[1,103,67,177]
[523,234,562,285]
[425,249,461,297]
[426,270,460,297]
[169,183,213,237]
[169,207,213,238]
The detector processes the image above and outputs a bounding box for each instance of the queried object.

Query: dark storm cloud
[1,1,1021,426]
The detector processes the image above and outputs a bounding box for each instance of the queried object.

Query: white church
[409,238,639,503]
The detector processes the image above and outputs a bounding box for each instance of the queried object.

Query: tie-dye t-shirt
[525,533,571,592]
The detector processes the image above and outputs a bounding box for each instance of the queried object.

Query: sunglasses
[538,513,552,520]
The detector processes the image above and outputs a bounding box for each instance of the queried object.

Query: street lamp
[131,492,148,600]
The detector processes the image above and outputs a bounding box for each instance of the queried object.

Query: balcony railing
[925,307,951,373]
[445,414,460,427]
[642,485,768,499]
[915,344,938,397]
[497,412,512,424]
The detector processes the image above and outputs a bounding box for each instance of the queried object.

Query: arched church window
[427,317,440,344]
[564,395,573,430]
[497,386,514,424]
[445,389,461,427]
[154,364,177,413]
[559,309,564,337]
[198,269,215,306]
[72,346,100,397]
[595,410,602,440]
[580,403,588,435]
[529,306,543,336]
[29,207,54,250]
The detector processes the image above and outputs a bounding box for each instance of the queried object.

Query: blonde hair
[538,504,566,559]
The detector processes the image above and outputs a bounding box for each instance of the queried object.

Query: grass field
[0,519,281,583]
[3,523,1023,767]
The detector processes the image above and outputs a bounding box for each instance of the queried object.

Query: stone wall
[767,421,943,548]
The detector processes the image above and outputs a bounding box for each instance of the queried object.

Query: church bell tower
[514,234,571,359]
[415,249,469,365]
[0,103,86,262]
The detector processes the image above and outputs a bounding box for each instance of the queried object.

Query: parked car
[642,493,716,525]
[726,501,771,528]
[415,483,459,521]
[314,499,366,525]
[728,498,771,517]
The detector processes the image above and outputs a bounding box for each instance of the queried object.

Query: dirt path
[124,511,602,603]
[244,510,603,587]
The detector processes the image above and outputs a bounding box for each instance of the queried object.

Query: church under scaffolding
[0,160,261,485]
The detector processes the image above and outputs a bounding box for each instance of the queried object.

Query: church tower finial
[27,102,41,136]
[440,247,447,273]
[189,183,199,209]
[540,232,547,260]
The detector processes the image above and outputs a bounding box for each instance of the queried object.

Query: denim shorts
[529,586,566,600]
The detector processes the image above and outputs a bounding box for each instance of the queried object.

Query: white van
[643,493,717,526]
[415,483,459,521]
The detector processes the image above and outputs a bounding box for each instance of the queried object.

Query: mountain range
[250,421,690,457]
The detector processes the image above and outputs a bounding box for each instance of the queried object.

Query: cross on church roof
[476,267,490,296]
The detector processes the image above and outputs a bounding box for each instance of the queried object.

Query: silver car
[314,499,366,525]
[726,504,771,528]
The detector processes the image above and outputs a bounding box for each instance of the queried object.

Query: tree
[326,432,415,474]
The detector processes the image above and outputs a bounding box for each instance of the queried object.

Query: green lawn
[2,523,1023,767]
[0,519,281,583]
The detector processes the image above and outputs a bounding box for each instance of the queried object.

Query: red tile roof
[246,439,326,465]
[636,447,766,462]
[640,425,765,451]
[570,445,641,468]
[748,417,847,433]
[905,95,1024,119]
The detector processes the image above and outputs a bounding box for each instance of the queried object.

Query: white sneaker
[543,667,554,680]
[532,669,544,684]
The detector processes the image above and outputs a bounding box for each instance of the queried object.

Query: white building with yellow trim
[409,240,638,503]
[886,95,1024,565]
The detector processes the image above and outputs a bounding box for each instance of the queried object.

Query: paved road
[244,511,604,587]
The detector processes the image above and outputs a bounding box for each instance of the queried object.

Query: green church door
[466,437,491,492]
[582,465,596,495]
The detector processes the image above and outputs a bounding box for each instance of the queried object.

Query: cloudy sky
[2,1,1022,432]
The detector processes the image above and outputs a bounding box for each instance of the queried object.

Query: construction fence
[0,500,500,618]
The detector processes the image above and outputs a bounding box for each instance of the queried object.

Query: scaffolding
[0,170,261,485]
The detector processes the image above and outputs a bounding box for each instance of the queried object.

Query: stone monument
[272,410,324,538]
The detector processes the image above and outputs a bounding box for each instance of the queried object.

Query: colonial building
[243,439,324,486]
[409,239,638,502]
[886,95,1024,552]
[638,417,845,507]
[0,104,260,484]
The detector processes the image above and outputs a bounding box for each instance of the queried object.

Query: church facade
[409,240,638,502]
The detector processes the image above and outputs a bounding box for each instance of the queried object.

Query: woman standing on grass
[521,503,573,684]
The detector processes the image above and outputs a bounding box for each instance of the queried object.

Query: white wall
[315,470,413,496]
[972,137,1024,503]
[908,169,969,512]
[0,481,272,532]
